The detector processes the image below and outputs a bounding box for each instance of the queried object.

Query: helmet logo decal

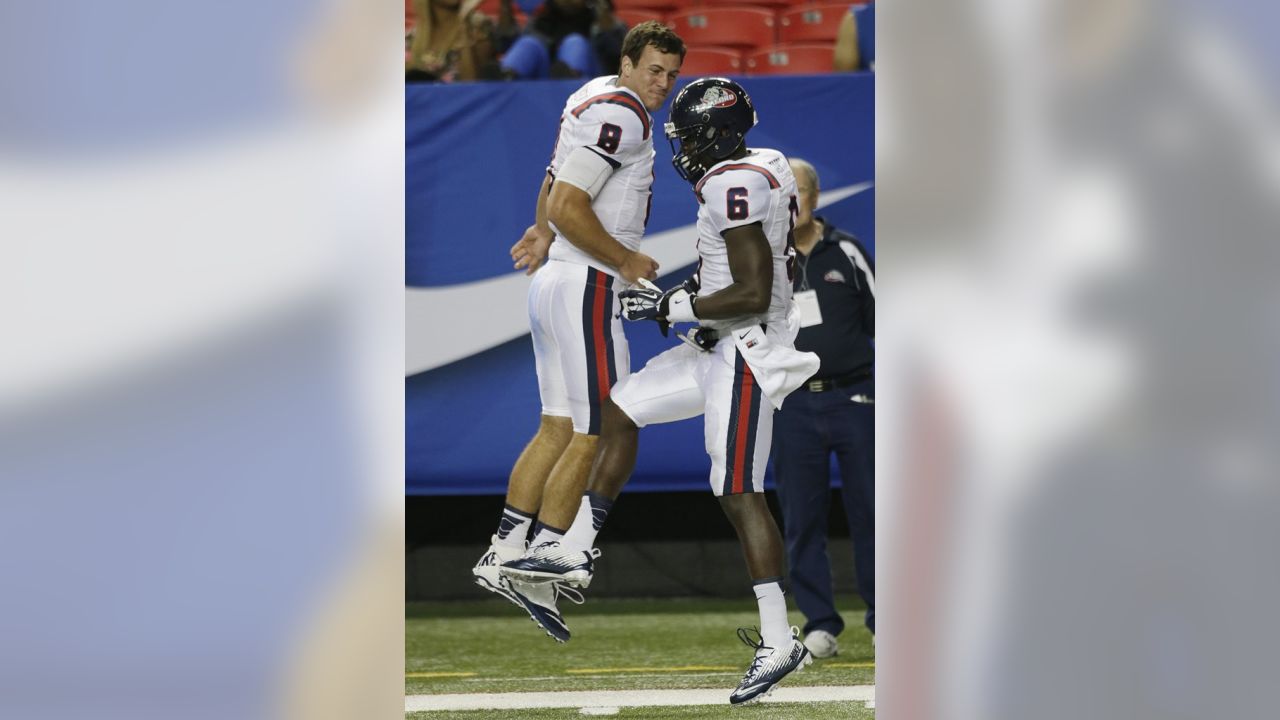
[691,86,737,113]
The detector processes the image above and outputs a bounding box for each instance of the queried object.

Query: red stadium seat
[678,46,743,76]
[744,43,835,74]
[474,0,529,22]
[667,7,776,51]
[698,0,792,9]
[778,3,851,43]
[619,0,689,13]
[616,8,668,28]
[783,0,871,6]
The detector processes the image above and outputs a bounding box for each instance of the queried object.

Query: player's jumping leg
[527,432,599,545]
[502,399,637,587]
[508,415,575,514]
[583,398,644,501]
[501,430,599,642]
[504,342,703,588]
[472,414,572,604]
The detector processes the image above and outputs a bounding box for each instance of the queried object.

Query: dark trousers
[771,378,874,636]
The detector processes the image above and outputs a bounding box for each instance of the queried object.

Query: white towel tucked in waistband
[733,324,820,411]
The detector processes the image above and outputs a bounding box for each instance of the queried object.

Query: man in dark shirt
[772,158,875,658]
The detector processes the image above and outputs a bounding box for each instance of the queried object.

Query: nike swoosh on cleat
[473,578,520,607]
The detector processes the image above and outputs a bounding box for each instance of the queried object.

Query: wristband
[665,288,698,323]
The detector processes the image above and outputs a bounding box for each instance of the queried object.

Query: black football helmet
[664,77,758,184]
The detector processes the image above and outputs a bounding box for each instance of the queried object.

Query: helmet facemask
[665,121,719,183]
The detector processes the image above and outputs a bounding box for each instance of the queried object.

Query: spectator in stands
[493,0,627,79]
[770,158,875,658]
[406,0,498,82]
[835,3,875,72]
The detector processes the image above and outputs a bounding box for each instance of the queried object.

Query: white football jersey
[691,148,799,333]
[547,76,656,276]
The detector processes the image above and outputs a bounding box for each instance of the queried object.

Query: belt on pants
[804,369,872,393]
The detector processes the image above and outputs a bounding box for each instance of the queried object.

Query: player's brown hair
[621,21,686,65]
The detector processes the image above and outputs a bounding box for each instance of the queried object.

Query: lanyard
[796,223,822,292]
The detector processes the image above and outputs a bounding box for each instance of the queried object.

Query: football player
[470,21,685,643]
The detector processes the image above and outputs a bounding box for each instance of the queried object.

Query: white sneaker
[471,534,525,607]
[501,541,600,588]
[803,629,839,658]
[506,577,584,643]
[729,626,812,705]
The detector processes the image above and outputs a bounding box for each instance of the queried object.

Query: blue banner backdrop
[407,74,873,495]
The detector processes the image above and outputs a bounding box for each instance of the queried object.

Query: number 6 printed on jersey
[727,187,749,220]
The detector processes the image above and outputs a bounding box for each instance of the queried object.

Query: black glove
[678,326,719,352]
[619,278,699,336]
[680,269,700,294]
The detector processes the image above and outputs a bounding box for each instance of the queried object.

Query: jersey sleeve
[699,169,776,234]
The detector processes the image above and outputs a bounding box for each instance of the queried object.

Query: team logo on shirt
[824,269,847,284]
[692,87,738,113]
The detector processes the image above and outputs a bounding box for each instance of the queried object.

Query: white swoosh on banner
[406,182,873,375]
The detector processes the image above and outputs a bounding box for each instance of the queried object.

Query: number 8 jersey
[691,148,799,334]
[547,76,656,276]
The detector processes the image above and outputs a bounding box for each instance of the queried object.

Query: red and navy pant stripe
[722,349,763,495]
[581,268,617,435]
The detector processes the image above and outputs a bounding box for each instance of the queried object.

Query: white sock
[752,579,792,649]
[529,521,566,548]
[561,496,603,552]
[495,505,534,549]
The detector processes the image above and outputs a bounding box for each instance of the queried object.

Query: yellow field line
[566,665,736,674]
[407,662,873,679]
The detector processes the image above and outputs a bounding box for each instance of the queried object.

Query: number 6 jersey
[691,148,799,334]
[547,76,656,276]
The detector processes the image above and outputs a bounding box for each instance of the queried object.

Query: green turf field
[406,702,875,720]
[406,595,875,718]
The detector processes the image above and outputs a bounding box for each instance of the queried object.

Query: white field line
[464,672,739,682]
[405,685,875,712]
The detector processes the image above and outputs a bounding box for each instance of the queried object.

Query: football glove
[678,326,719,352]
[619,278,699,328]
[681,269,701,294]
